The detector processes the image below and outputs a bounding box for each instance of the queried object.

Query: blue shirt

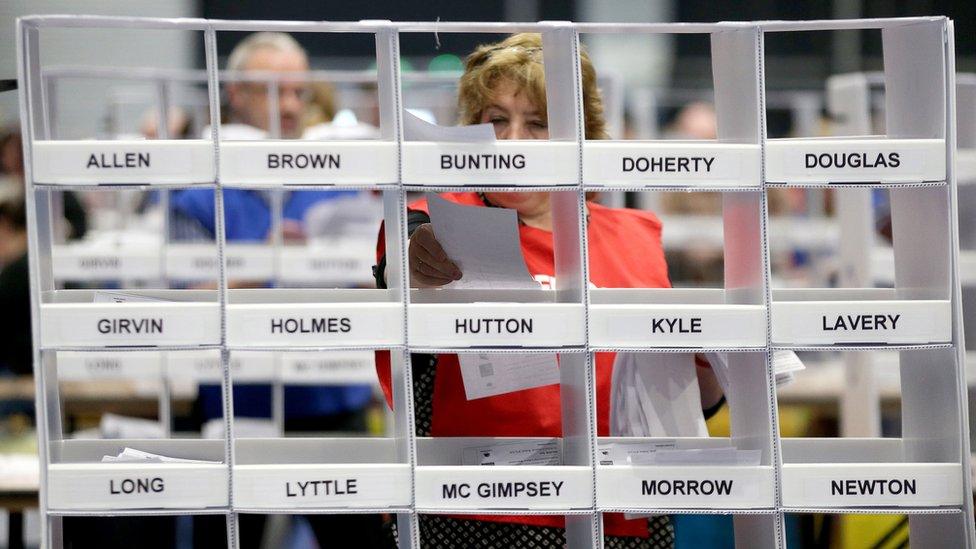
[170,188,373,420]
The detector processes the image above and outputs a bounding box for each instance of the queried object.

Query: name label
[267,153,340,170]
[79,257,120,270]
[651,317,702,334]
[641,479,733,496]
[804,152,900,170]
[87,152,150,169]
[110,477,164,495]
[441,154,525,170]
[455,318,533,334]
[270,317,351,334]
[623,156,714,173]
[97,318,163,334]
[822,314,900,331]
[285,479,358,498]
[441,480,563,499]
[830,478,916,496]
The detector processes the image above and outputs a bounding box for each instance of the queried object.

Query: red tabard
[375,192,670,537]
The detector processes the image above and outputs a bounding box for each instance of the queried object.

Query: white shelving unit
[17,15,974,549]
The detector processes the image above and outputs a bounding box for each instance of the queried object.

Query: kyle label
[651,317,702,334]
[822,314,900,331]
[87,152,150,169]
[285,478,358,498]
[440,480,564,500]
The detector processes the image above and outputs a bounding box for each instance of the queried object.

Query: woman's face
[479,78,549,140]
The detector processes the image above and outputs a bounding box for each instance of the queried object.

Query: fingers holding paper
[409,223,463,287]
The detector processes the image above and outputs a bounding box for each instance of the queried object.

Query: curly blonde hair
[458,33,609,140]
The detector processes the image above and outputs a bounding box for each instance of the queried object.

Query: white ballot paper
[101,447,220,464]
[402,109,496,142]
[458,352,560,400]
[609,353,709,438]
[597,440,678,466]
[427,193,540,290]
[704,350,806,395]
[462,439,561,466]
[629,447,762,467]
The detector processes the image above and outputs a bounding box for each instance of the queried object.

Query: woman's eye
[489,117,507,124]
[530,121,547,129]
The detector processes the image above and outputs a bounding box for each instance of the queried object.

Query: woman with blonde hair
[375,33,723,548]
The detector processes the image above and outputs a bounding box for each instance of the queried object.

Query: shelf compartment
[226,289,403,348]
[52,242,161,282]
[219,141,397,186]
[596,465,774,510]
[165,243,274,282]
[589,289,765,348]
[401,141,577,187]
[770,289,950,346]
[277,239,376,286]
[582,141,760,189]
[32,140,215,186]
[234,438,409,510]
[765,137,946,186]
[39,289,220,348]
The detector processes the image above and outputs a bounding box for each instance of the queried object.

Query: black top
[0,253,32,375]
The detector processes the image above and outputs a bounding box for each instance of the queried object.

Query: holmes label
[270,317,351,334]
[87,152,150,169]
[441,480,564,499]
[97,318,163,334]
[285,479,358,497]
[455,318,533,334]
[822,314,900,331]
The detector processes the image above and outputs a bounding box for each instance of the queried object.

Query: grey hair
[226,32,307,72]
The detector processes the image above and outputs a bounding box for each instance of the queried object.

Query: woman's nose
[501,120,532,140]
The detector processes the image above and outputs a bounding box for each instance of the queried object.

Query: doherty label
[441,480,563,500]
[622,156,715,173]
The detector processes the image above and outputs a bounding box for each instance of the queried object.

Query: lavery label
[771,301,950,345]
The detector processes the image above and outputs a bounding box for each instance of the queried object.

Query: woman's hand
[409,223,462,288]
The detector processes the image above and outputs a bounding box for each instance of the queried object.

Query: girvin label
[285,478,358,498]
[97,318,163,334]
[440,480,564,500]
[821,314,900,331]
[87,152,150,169]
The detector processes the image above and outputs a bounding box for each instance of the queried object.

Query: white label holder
[583,142,761,188]
[770,299,951,345]
[409,303,585,348]
[589,304,766,348]
[781,463,963,507]
[596,465,775,509]
[32,140,215,185]
[402,141,578,187]
[220,141,397,186]
[765,137,946,185]
[234,463,411,509]
[415,465,592,511]
[40,302,221,348]
[47,463,229,510]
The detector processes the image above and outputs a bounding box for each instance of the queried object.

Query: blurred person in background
[0,197,30,376]
[169,32,390,548]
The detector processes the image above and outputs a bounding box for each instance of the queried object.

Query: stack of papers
[609,353,709,438]
[704,350,807,394]
[629,446,762,466]
[101,447,220,464]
